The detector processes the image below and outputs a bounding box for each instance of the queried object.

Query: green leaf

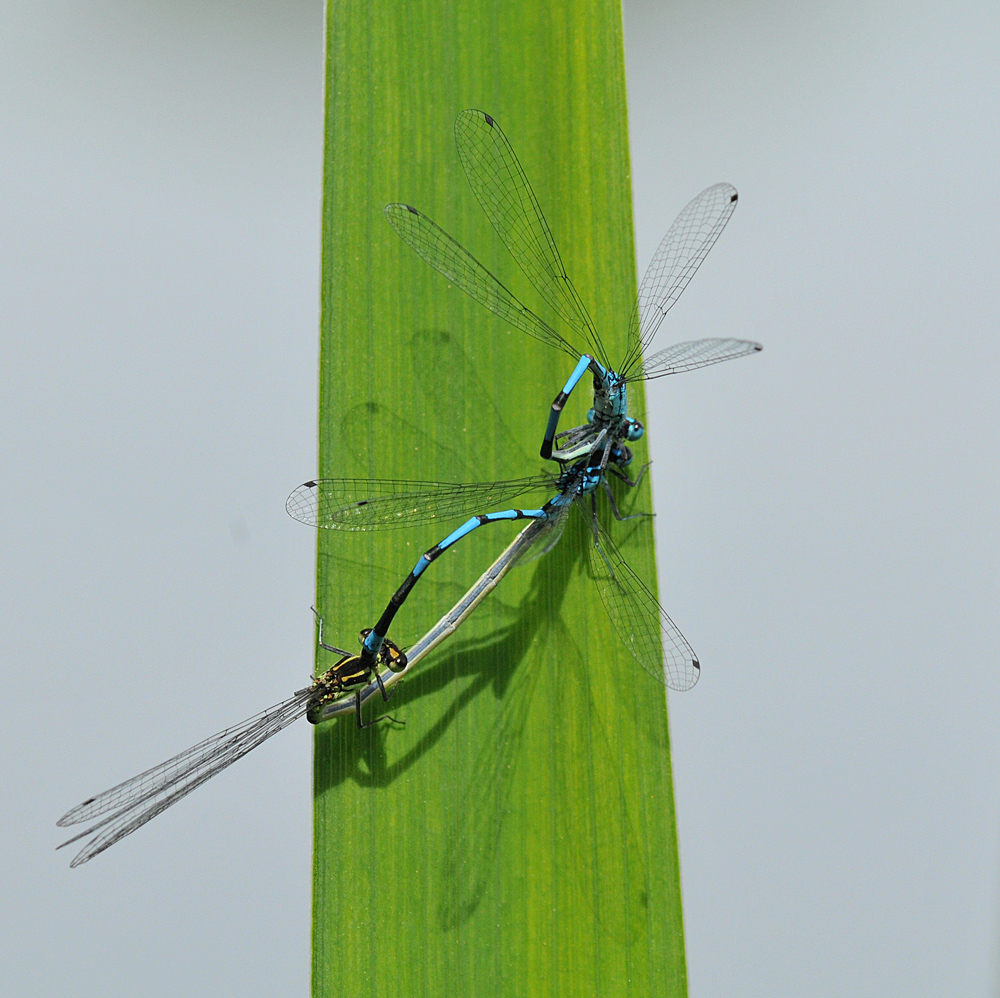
[313,2,688,995]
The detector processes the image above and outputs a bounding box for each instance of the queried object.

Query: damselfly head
[381,640,408,674]
[358,628,408,674]
[624,417,644,442]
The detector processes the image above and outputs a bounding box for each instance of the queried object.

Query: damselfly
[289,453,695,692]
[384,110,761,468]
[290,111,761,691]
[57,626,407,867]
[311,513,552,722]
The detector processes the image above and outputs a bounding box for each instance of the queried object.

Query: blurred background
[1,1,997,995]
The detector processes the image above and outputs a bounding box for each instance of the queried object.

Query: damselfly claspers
[288,110,760,691]
[56,625,407,866]
[289,454,694,691]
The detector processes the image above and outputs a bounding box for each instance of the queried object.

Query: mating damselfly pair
[292,110,759,691]
[57,110,759,866]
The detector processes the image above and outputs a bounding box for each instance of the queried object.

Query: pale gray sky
[625,2,1000,995]
[1,2,998,996]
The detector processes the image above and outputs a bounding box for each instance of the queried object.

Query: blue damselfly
[384,110,761,467]
[290,111,761,692]
[290,456,693,692]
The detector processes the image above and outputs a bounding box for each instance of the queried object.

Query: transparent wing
[629,338,762,382]
[57,688,314,866]
[619,183,739,378]
[587,518,700,692]
[384,204,579,360]
[286,475,557,530]
[454,110,610,369]
[517,499,572,565]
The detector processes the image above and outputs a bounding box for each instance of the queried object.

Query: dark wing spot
[406,205,419,214]
[484,113,494,127]
[730,193,738,202]
[356,500,369,507]
[304,481,317,488]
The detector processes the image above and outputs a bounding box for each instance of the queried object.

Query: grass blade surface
[314,2,688,994]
